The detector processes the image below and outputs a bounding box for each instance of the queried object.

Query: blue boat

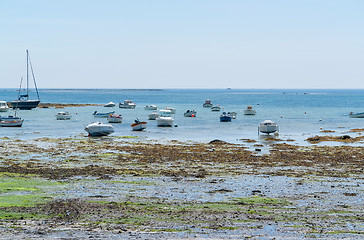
[220,112,232,122]
[349,112,364,118]
[93,111,115,118]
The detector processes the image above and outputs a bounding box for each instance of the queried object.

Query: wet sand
[0,135,363,239]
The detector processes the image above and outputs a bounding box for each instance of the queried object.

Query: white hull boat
[227,112,237,119]
[157,110,174,127]
[244,105,256,115]
[259,120,279,134]
[56,111,72,120]
[104,102,115,107]
[85,122,114,137]
[211,105,221,111]
[144,105,158,110]
[164,107,176,114]
[184,110,197,117]
[107,113,122,123]
[148,111,160,120]
[0,115,24,127]
[203,99,213,108]
[0,101,9,112]
[119,100,136,109]
[131,119,147,131]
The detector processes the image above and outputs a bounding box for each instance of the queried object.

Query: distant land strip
[38,103,102,108]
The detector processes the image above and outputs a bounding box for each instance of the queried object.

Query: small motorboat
[131,118,147,131]
[184,110,197,117]
[157,110,174,127]
[107,113,122,123]
[104,102,116,107]
[211,105,221,111]
[244,105,256,115]
[85,122,114,137]
[93,111,115,118]
[0,115,23,127]
[227,112,237,119]
[203,99,213,108]
[349,112,364,118]
[148,111,160,120]
[220,112,232,122]
[119,100,136,109]
[144,105,158,110]
[164,107,176,114]
[56,111,72,120]
[0,101,9,112]
[259,120,279,134]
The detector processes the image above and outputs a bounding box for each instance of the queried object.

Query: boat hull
[131,122,147,131]
[148,112,160,120]
[56,112,72,120]
[144,105,157,110]
[220,116,232,122]
[259,120,279,134]
[157,117,174,127]
[0,119,24,127]
[10,100,40,110]
[211,106,221,111]
[184,111,197,117]
[85,122,114,137]
[244,110,256,115]
[107,114,122,123]
[349,112,364,118]
[93,111,115,118]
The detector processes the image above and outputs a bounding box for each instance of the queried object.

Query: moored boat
[119,100,136,109]
[10,50,40,110]
[148,111,160,120]
[220,112,232,122]
[104,102,116,107]
[184,110,196,117]
[144,105,158,110]
[349,112,364,118]
[211,105,221,111]
[56,111,72,120]
[107,113,122,123]
[84,122,114,137]
[0,119,24,127]
[157,110,174,127]
[203,99,213,108]
[227,112,237,119]
[0,115,24,127]
[0,101,9,112]
[93,111,115,118]
[131,119,147,131]
[164,107,176,114]
[259,120,279,134]
[244,105,256,115]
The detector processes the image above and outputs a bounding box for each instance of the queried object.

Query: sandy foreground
[0,134,363,239]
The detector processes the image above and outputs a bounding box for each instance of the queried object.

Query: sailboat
[10,50,40,110]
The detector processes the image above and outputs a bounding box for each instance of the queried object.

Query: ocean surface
[1,88,364,147]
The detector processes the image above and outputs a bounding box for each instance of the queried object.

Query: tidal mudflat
[0,135,363,239]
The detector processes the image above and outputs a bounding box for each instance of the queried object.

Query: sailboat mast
[26,49,29,100]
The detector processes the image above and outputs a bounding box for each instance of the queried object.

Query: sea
[1,88,364,147]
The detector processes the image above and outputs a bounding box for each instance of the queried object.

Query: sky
[1,0,363,89]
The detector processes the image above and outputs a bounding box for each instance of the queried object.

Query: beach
[0,133,363,239]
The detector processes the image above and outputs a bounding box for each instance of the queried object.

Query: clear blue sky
[1,0,363,89]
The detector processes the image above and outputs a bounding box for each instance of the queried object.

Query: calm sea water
[1,88,364,146]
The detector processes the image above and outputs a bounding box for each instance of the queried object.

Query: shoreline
[0,136,363,239]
